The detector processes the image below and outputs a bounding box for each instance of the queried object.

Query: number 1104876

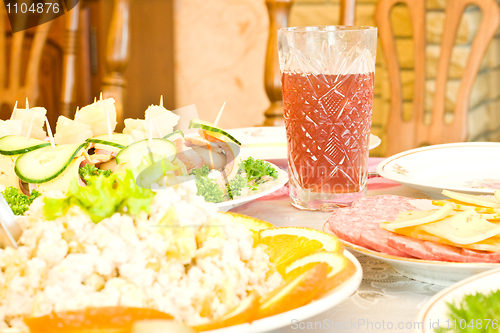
[6,2,60,14]
[445,319,498,330]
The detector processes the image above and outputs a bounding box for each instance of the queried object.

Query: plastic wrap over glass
[278,26,377,211]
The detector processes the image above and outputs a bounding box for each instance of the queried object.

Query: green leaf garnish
[44,170,155,223]
[190,165,225,203]
[240,156,278,187]
[436,290,500,333]
[79,164,112,185]
[2,186,41,216]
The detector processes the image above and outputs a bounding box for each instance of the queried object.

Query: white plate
[377,142,500,198]
[227,127,381,160]
[323,222,500,286]
[204,250,362,333]
[215,163,288,212]
[415,268,500,333]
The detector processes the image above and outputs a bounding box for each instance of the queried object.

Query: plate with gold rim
[215,163,288,211]
[414,268,500,333]
[323,222,500,286]
[227,126,380,160]
[205,250,362,333]
[377,142,500,198]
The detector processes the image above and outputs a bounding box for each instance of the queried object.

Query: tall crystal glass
[278,26,377,210]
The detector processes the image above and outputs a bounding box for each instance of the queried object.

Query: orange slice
[192,292,259,332]
[24,306,173,333]
[221,212,274,243]
[285,251,356,293]
[133,320,194,333]
[258,227,343,275]
[221,211,274,230]
[256,263,328,319]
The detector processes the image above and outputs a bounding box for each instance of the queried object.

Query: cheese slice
[393,226,500,252]
[37,156,85,194]
[416,209,500,244]
[0,154,19,189]
[380,204,453,232]
[144,104,180,137]
[54,116,93,145]
[433,199,500,213]
[76,98,117,136]
[494,190,500,203]
[11,108,47,140]
[442,190,500,209]
[123,119,149,142]
[0,119,23,137]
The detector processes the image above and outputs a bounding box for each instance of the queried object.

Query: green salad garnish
[190,157,279,203]
[2,186,41,216]
[241,157,278,189]
[436,290,500,333]
[191,165,226,203]
[44,170,155,223]
[79,164,112,185]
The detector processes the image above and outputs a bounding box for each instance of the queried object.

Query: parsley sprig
[190,157,279,203]
[436,290,500,333]
[2,186,41,216]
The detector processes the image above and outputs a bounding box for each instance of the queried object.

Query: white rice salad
[0,182,283,331]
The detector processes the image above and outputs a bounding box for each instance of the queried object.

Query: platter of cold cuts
[324,192,500,286]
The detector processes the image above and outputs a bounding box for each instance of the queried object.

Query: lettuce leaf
[44,170,155,223]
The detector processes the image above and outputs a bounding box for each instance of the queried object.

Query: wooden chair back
[376,0,500,155]
[340,0,356,26]
[0,4,81,125]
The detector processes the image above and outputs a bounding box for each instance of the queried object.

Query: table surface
[231,179,446,333]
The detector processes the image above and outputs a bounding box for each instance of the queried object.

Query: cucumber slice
[86,133,131,149]
[15,143,87,184]
[0,135,50,155]
[188,119,241,145]
[163,129,184,142]
[115,138,177,165]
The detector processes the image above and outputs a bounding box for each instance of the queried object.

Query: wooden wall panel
[173,0,269,129]
[95,0,175,129]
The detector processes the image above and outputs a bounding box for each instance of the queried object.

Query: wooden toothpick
[105,109,113,141]
[12,101,18,118]
[160,95,163,107]
[100,92,103,101]
[45,116,55,149]
[213,102,226,127]
[74,106,79,122]
[25,97,29,110]
[153,122,163,137]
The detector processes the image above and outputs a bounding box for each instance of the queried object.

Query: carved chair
[376,0,500,155]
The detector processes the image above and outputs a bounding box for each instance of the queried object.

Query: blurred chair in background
[376,0,500,155]
[0,3,82,126]
[340,0,356,26]
[263,0,291,126]
[0,0,129,127]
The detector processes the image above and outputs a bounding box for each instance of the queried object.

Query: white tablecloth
[230,182,446,333]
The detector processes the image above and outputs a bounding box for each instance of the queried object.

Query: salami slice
[360,228,414,258]
[387,235,443,261]
[459,248,500,263]
[327,195,500,263]
[328,195,414,248]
